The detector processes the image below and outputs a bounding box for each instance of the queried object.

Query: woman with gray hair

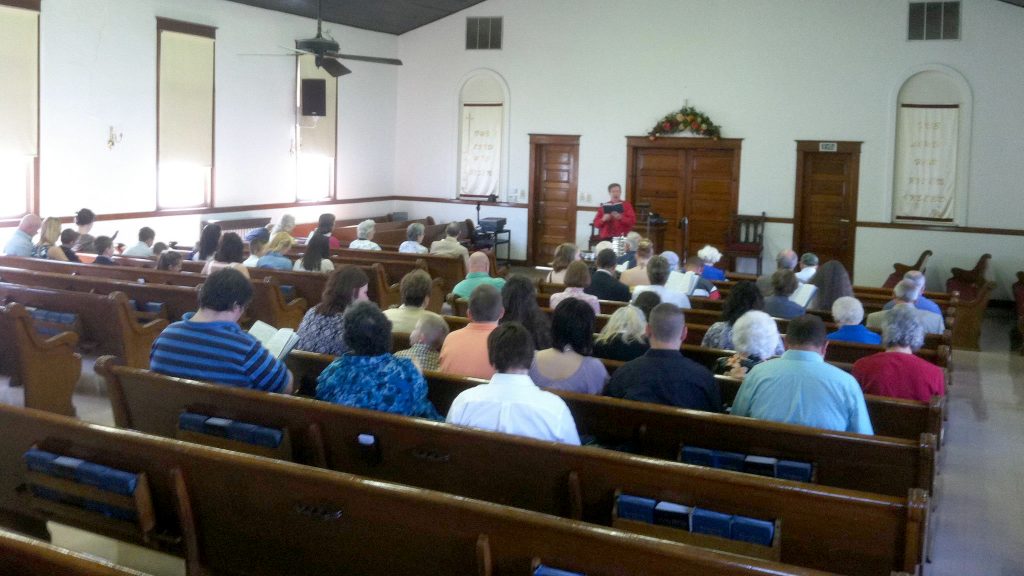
[349,219,381,251]
[827,296,881,345]
[399,222,428,254]
[852,306,944,402]
[714,310,779,379]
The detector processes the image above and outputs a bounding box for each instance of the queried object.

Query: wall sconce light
[107,126,124,150]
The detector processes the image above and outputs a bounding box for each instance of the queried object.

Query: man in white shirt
[446,322,580,445]
[3,214,41,256]
[631,255,691,309]
[122,227,156,257]
[795,252,818,282]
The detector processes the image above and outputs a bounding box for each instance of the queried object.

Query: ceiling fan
[250,0,403,77]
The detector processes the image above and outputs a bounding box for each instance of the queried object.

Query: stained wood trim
[527,134,581,145]
[156,17,217,38]
[793,141,860,277]
[0,0,40,10]
[626,136,743,150]
[463,103,503,107]
[901,104,959,109]
[856,221,1024,237]
[391,195,529,208]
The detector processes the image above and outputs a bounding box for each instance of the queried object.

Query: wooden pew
[0,283,164,369]
[0,264,306,330]
[0,405,832,576]
[101,361,927,575]
[331,217,434,244]
[285,351,936,499]
[882,250,932,289]
[0,528,151,576]
[0,303,81,417]
[292,213,395,238]
[949,280,995,351]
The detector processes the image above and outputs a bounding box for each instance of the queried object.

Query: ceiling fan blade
[329,53,403,66]
[317,57,352,77]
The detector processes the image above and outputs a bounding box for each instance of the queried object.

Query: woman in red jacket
[592,183,636,240]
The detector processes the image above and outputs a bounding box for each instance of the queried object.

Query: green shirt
[452,272,506,299]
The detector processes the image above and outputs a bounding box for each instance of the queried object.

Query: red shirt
[852,351,945,403]
[592,201,636,239]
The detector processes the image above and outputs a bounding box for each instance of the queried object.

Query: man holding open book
[592,183,636,240]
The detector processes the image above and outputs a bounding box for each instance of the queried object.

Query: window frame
[156,17,217,211]
[294,54,338,203]
[0,0,40,223]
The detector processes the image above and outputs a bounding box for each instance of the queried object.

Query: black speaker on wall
[301,79,327,117]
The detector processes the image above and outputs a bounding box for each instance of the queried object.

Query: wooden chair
[724,212,766,275]
[882,250,932,289]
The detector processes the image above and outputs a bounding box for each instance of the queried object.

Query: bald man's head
[468,251,490,273]
[19,214,41,235]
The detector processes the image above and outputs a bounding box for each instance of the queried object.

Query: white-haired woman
[852,305,944,402]
[399,222,428,254]
[697,244,725,281]
[714,310,778,379]
[827,296,881,345]
[593,305,649,362]
[349,220,381,251]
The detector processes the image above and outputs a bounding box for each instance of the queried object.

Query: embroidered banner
[459,104,502,197]
[893,105,959,222]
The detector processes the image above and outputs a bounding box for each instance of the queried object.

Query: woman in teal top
[316,301,441,420]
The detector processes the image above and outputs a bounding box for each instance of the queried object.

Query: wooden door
[793,141,861,276]
[528,135,579,265]
[627,137,740,259]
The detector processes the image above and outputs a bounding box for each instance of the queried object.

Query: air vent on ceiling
[466,17,502,50]
[908,2,960,40]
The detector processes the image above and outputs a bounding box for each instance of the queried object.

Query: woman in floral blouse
[316,301,441,420]
[295,265,369,356]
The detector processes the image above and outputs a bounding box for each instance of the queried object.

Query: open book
[789,284,818,308]
[248,320,300,360]
[602,202,624,214]
[665,271,699,295]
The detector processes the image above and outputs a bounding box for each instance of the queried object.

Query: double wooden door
[626,137,741,259]
[528,134,579,265]
[793,141,861,276]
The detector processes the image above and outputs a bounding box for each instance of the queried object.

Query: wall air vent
[908,2,960,40]
[466,17,502,50]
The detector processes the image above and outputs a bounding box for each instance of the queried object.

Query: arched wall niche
[888,64,972,225]
[456,69,510,200]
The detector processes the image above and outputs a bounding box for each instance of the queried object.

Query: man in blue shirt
[732,314,873,435]
[881,271,942,316]
[150,268,293,393]
[3,214,40,256]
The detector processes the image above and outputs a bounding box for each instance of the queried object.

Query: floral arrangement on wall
[647,105,721,140]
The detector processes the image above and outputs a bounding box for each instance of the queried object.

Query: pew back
[0,405,831,576]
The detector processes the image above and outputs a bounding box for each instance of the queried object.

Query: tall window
[157,18,215,209]
[295,54,337,201]
[0,0,39,219]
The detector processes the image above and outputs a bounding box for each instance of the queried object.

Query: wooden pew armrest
[39,330,80,351]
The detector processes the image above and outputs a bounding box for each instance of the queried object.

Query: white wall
[394,0,1024,292]
[37,0,398,217]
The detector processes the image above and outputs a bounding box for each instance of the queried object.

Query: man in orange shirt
[440,283,503,379]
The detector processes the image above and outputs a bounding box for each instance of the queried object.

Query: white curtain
[459,104,502,197]
[893,106,959,222]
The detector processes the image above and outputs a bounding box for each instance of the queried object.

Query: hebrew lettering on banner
[893,105,959,222]
[459,104,502,198]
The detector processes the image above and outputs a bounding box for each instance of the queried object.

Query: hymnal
[665,271,699,295]
[601,202,624,214]
[248,320,300,360]
[789,284,818,308]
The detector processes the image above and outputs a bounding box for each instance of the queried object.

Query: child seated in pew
[123,227,156,258]
[58,229,80,262]
[446,322,581,445]
[394,313,449,372]
[92,236,116,265]
[157,251,183,272]
[243,228,269,268]
[152,242,168,256]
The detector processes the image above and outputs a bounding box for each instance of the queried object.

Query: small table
[485,229,511,266]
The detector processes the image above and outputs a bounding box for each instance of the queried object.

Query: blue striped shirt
[150,320,289,392]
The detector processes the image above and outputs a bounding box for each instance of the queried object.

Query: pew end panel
[1,303,82,417]
[0,527,153,576]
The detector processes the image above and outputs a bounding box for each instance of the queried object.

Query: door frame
[527,134,580,265]
[792,140,862,278]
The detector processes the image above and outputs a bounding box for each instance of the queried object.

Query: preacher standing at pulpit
[592,183,636,240]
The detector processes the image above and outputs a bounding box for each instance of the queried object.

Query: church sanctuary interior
[1,0,1023,574]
